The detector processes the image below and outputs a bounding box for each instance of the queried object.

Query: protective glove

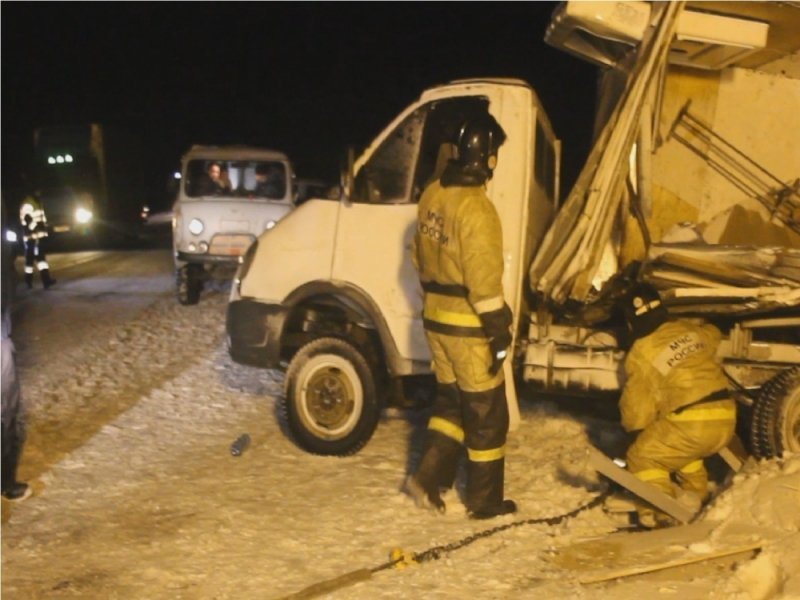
[479,303,513,376]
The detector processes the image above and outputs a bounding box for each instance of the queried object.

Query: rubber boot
[1,439,21,492]
[461,384,514,519]
[427,382,463,490]
[1,421,28,501]
[432,434,461,491]
[24,273,33,289]
[404,473,446,513]
[465,458,516,519]
[407,382,464,513]
[1,481,30,501]
[41,268,56,289]
[411,431,462,512]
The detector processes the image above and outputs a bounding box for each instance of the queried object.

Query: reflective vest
[19,196,48,241]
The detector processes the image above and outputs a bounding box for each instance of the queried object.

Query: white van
[173,145,296,305]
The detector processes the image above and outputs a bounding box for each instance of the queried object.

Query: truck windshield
[185,159,287,200]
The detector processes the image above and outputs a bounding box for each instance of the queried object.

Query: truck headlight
[189,218,204,235]
[265,220,277,230]
[75,207,93,224]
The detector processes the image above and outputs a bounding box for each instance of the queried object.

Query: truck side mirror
[339,146,355,205]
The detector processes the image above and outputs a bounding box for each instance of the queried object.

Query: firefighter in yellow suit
[406,112,516,520]
[620,283,736,528]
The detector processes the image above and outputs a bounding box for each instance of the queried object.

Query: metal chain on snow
[278,490,611,599]
[371,488,612,573]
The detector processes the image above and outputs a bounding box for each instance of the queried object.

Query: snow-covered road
[2,249,798,599]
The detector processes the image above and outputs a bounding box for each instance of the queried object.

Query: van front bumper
[226,299,288,368]
[177,251,240,265]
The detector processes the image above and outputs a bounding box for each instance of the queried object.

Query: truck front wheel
[282,337,380,455]
[749,366,800,459]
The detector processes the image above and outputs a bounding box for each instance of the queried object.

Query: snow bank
[704,453,800,599]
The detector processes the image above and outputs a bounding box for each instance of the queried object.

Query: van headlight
[75,207,93,224]
[189,218,204,235]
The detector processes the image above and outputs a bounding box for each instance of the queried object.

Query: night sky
[2,3,598,214]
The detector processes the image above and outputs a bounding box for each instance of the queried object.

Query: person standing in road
[619,283,736,528]
[406,112,516,520]
[19,190,56,290]
[2,198,30,501]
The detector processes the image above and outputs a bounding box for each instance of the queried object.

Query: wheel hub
[307,368,354,428]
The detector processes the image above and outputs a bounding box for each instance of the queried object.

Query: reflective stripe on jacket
[412,180,504,337]
[19,197,48,240]
[620,319,730,432]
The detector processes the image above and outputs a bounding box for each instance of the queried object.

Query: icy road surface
[2,249,798,599]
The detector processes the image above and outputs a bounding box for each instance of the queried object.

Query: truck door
[331,96,491,367]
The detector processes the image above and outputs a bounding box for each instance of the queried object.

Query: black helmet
[454,113,507,182]
[622,282,668,339]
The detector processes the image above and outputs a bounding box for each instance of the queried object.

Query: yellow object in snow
[390,548,417,569]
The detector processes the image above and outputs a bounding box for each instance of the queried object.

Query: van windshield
[185,159,287,200]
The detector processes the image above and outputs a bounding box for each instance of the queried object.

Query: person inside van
[196,162,229,196]
[253,163,286,199]
[218,165,233,192]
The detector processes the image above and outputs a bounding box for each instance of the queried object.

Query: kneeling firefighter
[620,283,736,528]
[406,111,516,520]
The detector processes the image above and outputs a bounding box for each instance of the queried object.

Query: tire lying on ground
[750,366,800,459]
[282,337,380,456]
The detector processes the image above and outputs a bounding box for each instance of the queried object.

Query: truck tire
[749,366,800,459]
[176,264,203,305]
[282,337,380,456]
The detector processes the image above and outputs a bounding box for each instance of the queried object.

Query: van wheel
[749,366,800,459]
[282,337,380,456]
[176,264,203,305]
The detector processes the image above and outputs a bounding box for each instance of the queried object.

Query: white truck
[226,1,799,459]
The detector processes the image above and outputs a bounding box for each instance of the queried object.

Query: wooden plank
[579,542,762,584]
[587,446,695,523]
[718,435,748,472]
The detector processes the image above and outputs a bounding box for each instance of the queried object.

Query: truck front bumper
[226,299,288,369]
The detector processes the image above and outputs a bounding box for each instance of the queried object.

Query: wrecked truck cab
[523,1,800,458]
[172,145,296,306]
[226,79,561,455]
